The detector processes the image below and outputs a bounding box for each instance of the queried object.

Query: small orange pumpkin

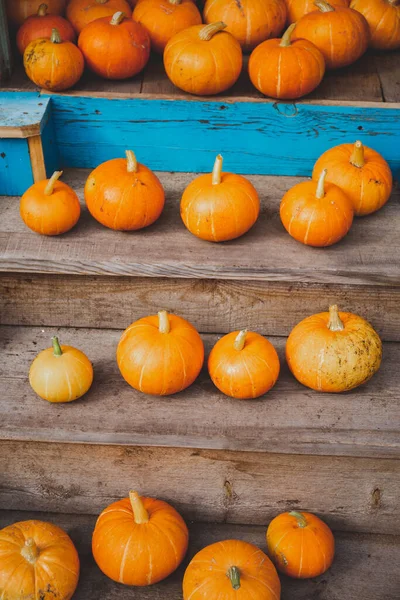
[24,28,84,91]
[29,336,94,402]
[133,0,202,54]
[280,169,354,247]
[351,0,400,50]
[93,490,189,585]
[286,304,382,392]
[313,140,393,216]
[7,0,66,27]
[183,539,281,600]
[164,22,242,95]
[17,3,75,54]
[20,171,81,235]
[285,0,350,24]
[208,330,280,399]
[203,0,287,52]
[84,150,164,230]
[267,511,335,578]
[117,310,204,395]
[0,519,80,599]
[249,23,325,99]
[66,0,132,33]
[181,154,259,242]
[294,0,369,69]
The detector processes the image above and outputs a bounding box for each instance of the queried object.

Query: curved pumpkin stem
[199,22,227,41]
[350,141,365,169]
[110,11,125,25]
[212,154,223,185]
[96,0,109,4]
[289,511,308,528]
[50,28,62,43]
[126,150,138,173]
[314,0,335,11]
[316,168,327,199]
[21,538,40,564]
[38,3,48,16]
[44,171,63,196]
[52,336,63,356]
[227,566,241,590]
[328,305,345,332]
[169,0,183,4]
[234,330,247,351]
[280,24,297,47]
[129,491,150,524]
[158,310,171,334]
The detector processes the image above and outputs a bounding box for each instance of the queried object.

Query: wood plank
[1,169,399,286]
[1,441,399,535]
[0,138,34,195]
[0,0,12,83]
[27,134,46,181]
[1,325,399,459]
[0,93,50,139]
[1,511,398,600]
[375,52,400,103]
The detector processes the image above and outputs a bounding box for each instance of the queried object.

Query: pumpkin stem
[38,3,48,16]
[316,168,327,199]
[50,28,62,43]
[21,538,39,564]
[350,140,365,168]
[129,491,150,524]
[158,310,171,334]
[52,336,63,356]
[234,330,247,351]
[328,304,345,332]
[212,154,223,185]
[314,0,335,11]
[199,22,227,41]
[169,0,183,4]
[44,171,63,196]
[289,511,308,528]
[227,566,241,590]
[126,150,138,173]
[96,0,109,4]
[388,0,400,5]
[110,11,125,25]
[280,23,297,47]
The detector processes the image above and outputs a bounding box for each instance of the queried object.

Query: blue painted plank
[0,138,33,195]
[41,106,61,177]
[0,93,50,135]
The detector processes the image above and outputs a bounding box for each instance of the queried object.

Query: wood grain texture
[27,134,46,181]
[375,52,400,103]
[1,325,398,459]
[0,0,12,82]
[1,169,399,286]
[1,511,399,600]
[0,93,49,138]
[1,441,399,534]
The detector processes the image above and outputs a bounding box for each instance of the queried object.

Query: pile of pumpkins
[7,0,400,98]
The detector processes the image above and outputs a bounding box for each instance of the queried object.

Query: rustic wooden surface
[27,134,46,181]
[1,169,399,286]
[0,94,50,138]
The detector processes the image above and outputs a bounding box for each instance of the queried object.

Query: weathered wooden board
[1,325,398,458]
[0,94,50,138]
[374,52,400,103]
[0,0,12,83]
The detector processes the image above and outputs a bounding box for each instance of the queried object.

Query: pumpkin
[286,304,382,392]
[6,0,66,27]
[17,3,75,54]
[208,330,280,399]
[164,22,242,95]
[280,169,354,246]
[84,150,164,230]
[248,23,325,99]
[181,154,259,242]
[312,141,392,216]
[29,336,94,402]
[285,0,350,24]
[267,511,334,578]
[203,0,287,52]
[133,0,202,54]
[66,0,132,33]
[0,519,79,599]
[20,171,81,235]
[350,0,400,50]
[117,310,204,395]
[183,539,281,600]
[24,28,84,91]
[93,490,188,585]
[293,0,369,69]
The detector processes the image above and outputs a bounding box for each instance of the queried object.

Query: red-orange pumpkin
[350,0,400,50]
[66,0,132,33]
[285,0,350,24]
[7,0,66,27]
[17,3,75,54]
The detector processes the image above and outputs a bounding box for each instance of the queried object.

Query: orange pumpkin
[181,154,259,242]
[164,22,242,95]
[66,0,132,33]
[7,0,66,27]
[293,0,369,69]
[0,519,79,599]
[17,3,75,54]
[24,28,84,91]
[183,539,281,600]
[20,171,81,235]
[280,169,354,247]
[208,330,280,399]
[117,310,204,395]
[133,0,202,54]
[285,0,350,24]
[286,304,382,392]
[249,23,325,99]
[351,0,400,50]
[313,141,393,216]
[84,150,164,230]
[267,511,334,578]
[29,336,94,402]
[203,0,287,52]
[93,490,189,585]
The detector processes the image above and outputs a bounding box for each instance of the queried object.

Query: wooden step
[1,510,399,600]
